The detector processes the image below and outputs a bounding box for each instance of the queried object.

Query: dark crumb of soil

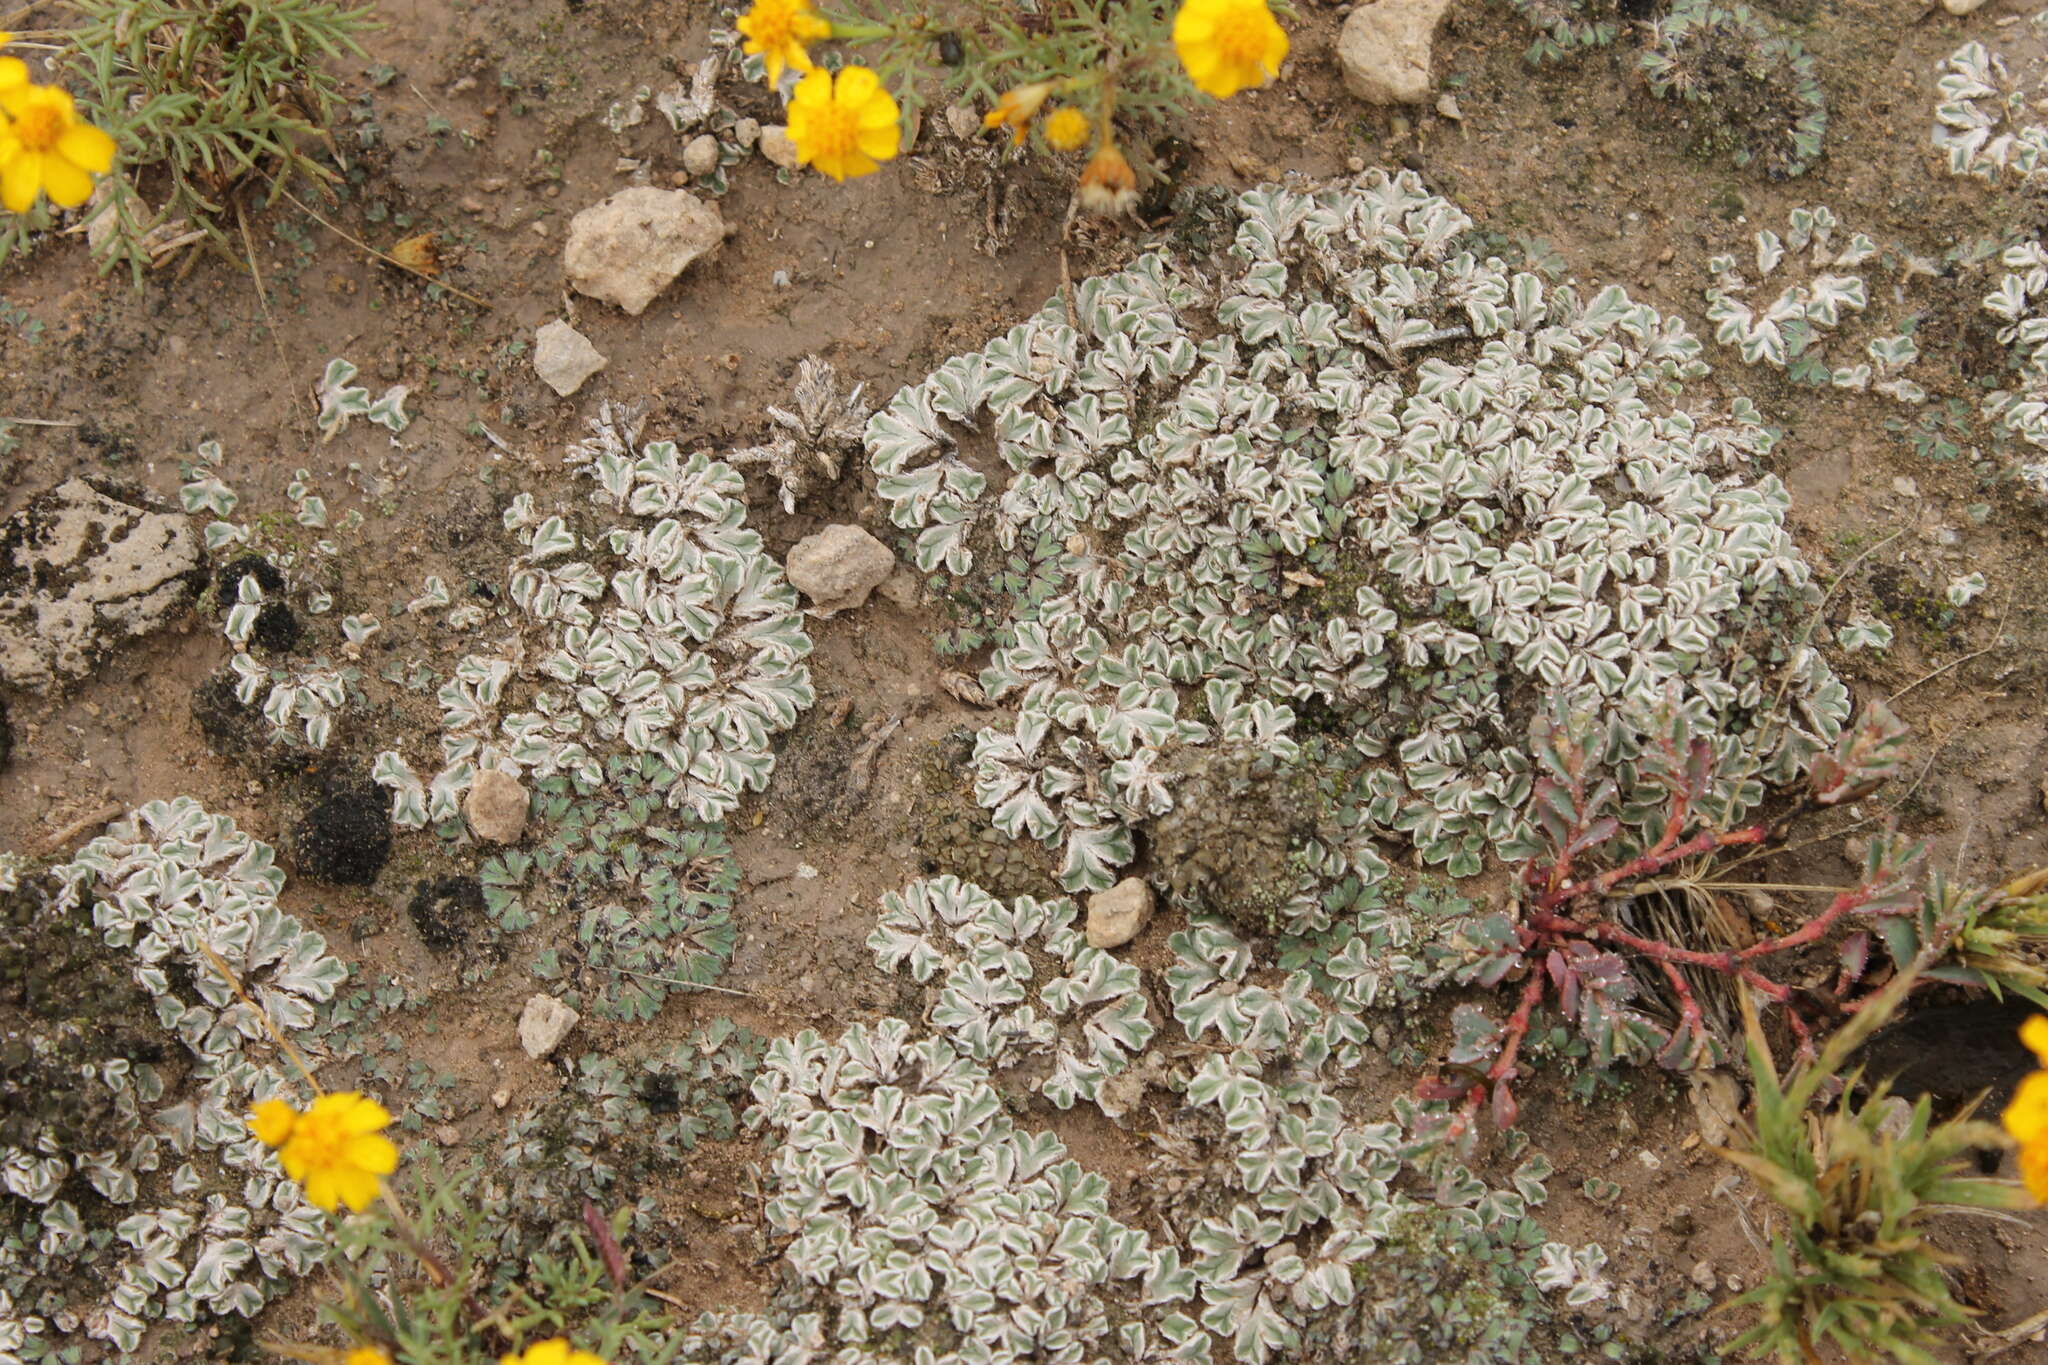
[249,600,301,654]
[215,553,286,606]
[407,874,485,952]
[292,778,392,886]
[191,667,302,776]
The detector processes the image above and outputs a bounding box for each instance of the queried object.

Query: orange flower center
[802,102,861,163]
[14,104,62,154]
[1213,9,1270,67]
[285,1108,354,1169]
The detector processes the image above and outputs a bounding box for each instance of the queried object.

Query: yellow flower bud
[1043,107,1091,153]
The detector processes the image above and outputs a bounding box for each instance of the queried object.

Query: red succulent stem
[1534,825,1770,913]
[1485,971,1547,1089]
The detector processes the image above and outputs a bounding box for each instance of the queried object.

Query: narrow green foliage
[1720,969,2032,1363]
[1880,866,2048,1011]
[53,0,376,281]
[325,1148,685,1365]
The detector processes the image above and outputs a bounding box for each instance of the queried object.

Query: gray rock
[1337,0,1454,105]
[563,186,724,315]
[683,133,721,178]
[0,478,201,691]
[733,117,762,149]
[1086,877,1155,950]
[785,524,895,615]
[464,767,530,843]
[532,319,607,397]
[759,124,802,170]
[519,993,579,1059]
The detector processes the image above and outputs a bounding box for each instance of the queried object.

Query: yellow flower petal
[2004,1071,2048,1144]
[346,1349,393,1365]
[58,122,116,175]
[344,1132,400,1176]
[249,1099,299,1148]
[0,57,26,91]
[39,153,91,208]
[2022,1015,2048,1067]
[835,65,879,104]
[2022,1137,2048,1203]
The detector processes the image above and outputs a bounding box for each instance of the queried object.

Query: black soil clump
[407,875,485,952]
[191,667,301,776]
[293,772,391,886]
[249,601,301,653]
[215,553,286,604]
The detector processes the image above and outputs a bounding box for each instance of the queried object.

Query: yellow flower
[736,0,830,89]
[2024,1014,2048,1067]
[982,81,1054,148]
[786,65,900,182]
[346,1350,393,1365]
[1173,0,1290,99]
[1043,107,1091,153]
[0,82,116,213]
[248,1091,398,1213]
[1076,142,1139,217]
[2003,1017,2048,1202]
[500,1340,608,1365]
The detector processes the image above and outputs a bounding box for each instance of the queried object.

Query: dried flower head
[1076,142,1139,215]
[982,81,1055,146]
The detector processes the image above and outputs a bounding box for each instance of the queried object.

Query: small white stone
[465,767,531,843]
[785,524,895,615]
[759,124,802,170]
[1891,475,1920,497]
[683,133,721,178]
[563,186,724,315]
[532,319,607,398]
[1086,877,1155,950]
[518,993,579,1059]
[734,117,762,149]
[1944,0,1988,14]
[1338,0,1455,105]
[1435,93,1462,121]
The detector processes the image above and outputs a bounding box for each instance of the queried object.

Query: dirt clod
[292,780,393,886]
